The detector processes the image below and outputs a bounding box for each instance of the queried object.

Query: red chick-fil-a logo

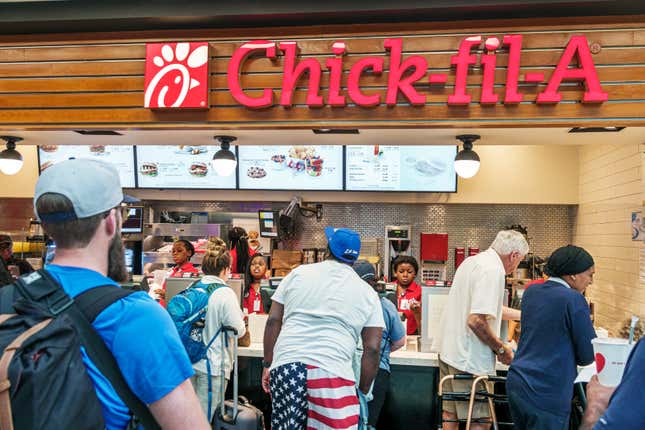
[144,42,210,109]
[227,35,608,108]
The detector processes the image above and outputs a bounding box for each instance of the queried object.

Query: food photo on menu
[238,145,343,190]
[38,144,136,188]
[135,145,236,189]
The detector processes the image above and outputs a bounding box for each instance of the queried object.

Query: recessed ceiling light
[568,127,625,133]
[73,130,123,136]
[312,129,360,134]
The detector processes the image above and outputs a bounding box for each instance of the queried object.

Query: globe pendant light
[0,136,24,175]
[212,135,237,177]
[454,134,481,179]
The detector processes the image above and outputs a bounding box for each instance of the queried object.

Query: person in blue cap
[262,227,385,430]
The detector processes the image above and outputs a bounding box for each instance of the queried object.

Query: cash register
[260,277,283,314]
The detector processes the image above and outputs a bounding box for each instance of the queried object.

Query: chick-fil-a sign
[145,35,608,110]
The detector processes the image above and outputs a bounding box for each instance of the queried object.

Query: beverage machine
[384,225,411,281]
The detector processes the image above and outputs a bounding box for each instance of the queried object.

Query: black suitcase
[212,326,264,430]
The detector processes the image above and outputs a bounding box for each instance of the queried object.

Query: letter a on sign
[144,42,210,109]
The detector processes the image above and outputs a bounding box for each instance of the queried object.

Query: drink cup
[591,337,633,386]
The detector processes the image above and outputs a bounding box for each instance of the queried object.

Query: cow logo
[144,42,210,109]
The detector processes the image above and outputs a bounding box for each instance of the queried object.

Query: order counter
[233,343,508,429]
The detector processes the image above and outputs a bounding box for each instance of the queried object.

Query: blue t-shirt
[379,297,406,372]
[507,280,596,416]
[594,338,645,429]
[46,265,194,430]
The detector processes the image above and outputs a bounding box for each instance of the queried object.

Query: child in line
[393,255,422,335]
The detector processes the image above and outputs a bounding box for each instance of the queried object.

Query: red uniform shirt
[243,285,264,315]
[230,248,256,275]
[398,281,422,335]
[169,262,199,278]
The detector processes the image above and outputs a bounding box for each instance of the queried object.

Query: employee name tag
[253,298,261,312]
[400,299,409,311]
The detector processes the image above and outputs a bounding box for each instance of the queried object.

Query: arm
[580,375,615,430]
[390,336,406,353]
[149,379,210,429]
[502,305,521,321]
[359,326,383,394]
[467,314,513,365]
[570,297,596,366]
[261,301,284,393]
[221,289,246,337]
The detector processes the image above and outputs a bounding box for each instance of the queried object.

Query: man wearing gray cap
[28,158,209,429]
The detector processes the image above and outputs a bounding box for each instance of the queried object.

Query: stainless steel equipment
[383,225,411,282]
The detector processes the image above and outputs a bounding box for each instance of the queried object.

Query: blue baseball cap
[324,226,361,264]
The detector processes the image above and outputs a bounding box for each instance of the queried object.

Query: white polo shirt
[271,260,385,381]
[433,248,506,375]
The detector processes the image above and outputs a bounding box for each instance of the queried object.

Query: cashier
[394,255,422,335]
[169,240,199,278]
[243,253,268,314]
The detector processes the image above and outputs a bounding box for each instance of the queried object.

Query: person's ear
[104,208,118,237]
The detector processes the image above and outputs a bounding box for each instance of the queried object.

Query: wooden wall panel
[0,21,642,129]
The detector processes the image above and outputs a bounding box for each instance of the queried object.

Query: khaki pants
[191,370,228,422]
[439,358,492,421]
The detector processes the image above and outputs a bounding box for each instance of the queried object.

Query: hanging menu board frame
[134,144,238,190]
[37,145,137,188]
[237,145,345,191]
[344,145,459,193]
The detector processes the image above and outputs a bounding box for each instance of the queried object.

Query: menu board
[136,145,236,189]
[345,145,457,192]
[238,145,343,190]
[38,145,136,188]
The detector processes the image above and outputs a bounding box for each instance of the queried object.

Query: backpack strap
[13,270,161,430]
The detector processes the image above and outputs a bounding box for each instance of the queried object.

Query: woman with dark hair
[506,245,597,430]
[243,253,268,315]
[228,227,255,275]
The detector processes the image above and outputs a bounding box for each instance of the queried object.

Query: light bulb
[211,158,237,177]
[454,159,480,179]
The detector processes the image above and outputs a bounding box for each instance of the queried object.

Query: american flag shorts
[270,362,360,430]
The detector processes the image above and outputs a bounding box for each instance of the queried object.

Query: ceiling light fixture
[0,136,24,175]
[454,134,481,179]
[568,126,625,133]
[312,129,360,134]
[212,135,237,177]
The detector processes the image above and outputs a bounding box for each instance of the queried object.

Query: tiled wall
[573,143,644,334]
[149,201,574,279]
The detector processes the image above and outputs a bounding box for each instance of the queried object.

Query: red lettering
[280,42,324,107]
[326,42,347,107]
[348,57,384,107]
[503,35,524,104]
[227,40,277,108]
[384,38,427,106]
[537,35,608,103]
[448,36,482,105]
[480,37,499,105]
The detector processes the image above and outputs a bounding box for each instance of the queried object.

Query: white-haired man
[433,230,528,430]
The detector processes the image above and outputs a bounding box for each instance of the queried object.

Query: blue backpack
[167,280,225,363]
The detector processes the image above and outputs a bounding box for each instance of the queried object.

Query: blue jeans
[508,390,568,430]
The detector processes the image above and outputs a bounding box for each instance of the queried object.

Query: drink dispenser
[383,225,411,281]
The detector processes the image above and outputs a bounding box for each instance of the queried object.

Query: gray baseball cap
[34,158,136,223]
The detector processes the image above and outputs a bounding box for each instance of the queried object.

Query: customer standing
[353,260,406,429]
[506,245,597,430]
[228,226,255,274]
[23,159,208,429]
[0,234,14,286]
[262,227,384,430]
[189,242,246,421]
[433,230,528,430]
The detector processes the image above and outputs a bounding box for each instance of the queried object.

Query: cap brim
[122,194,140,204]
[324,226,336,243]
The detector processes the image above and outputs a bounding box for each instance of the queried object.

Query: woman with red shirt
[154,240,200,307]
[243,253,268,314]
[393,255,422,335]
[229,227,255,275]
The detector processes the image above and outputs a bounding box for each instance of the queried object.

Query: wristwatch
[261,360,272,369]
[494,345,505,355]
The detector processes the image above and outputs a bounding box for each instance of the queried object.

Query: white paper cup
[592,337,633,386]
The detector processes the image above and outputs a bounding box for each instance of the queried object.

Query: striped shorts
[270,362,360,430]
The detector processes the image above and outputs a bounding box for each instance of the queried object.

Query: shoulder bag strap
[16,270,161,430]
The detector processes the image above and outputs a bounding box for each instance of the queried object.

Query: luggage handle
[220,326,239,424]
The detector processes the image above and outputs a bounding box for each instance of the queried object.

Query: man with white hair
[434,230,528,430]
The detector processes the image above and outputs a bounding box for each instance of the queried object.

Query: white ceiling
[4,127,645,147]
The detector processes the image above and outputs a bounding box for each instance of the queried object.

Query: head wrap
[545,245,594,277]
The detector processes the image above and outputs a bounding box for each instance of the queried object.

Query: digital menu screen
[345,145,457,192]
[38,145,136,188]
[238,145,343,190]
[136,145,237,189]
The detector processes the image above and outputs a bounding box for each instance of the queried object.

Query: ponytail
[229,227,250,274]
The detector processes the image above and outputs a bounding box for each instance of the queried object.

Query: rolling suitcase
[212,325,264,430]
